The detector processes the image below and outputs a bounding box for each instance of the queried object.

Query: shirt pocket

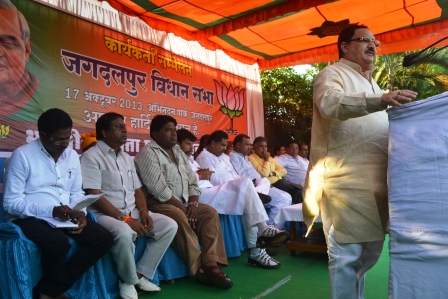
[126,170,136,191]
[101,170,123,192]
[65,168,77,188]
[161,162,179,190]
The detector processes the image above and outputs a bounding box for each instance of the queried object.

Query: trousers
[94,211,177,284]
[147,199,227,275]
[13,217,113,297]
[272,179,303,204]
[325,224,384,299]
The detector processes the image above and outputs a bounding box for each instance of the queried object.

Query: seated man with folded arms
[274,140,309,187]
[80,112,178,299]
[229,134,292,229]
[249,137,303,204]
[3,108,114,299]
[134,115,232,289]
[195,130,288,268]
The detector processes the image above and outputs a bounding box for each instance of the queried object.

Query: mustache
[365,48,375,54]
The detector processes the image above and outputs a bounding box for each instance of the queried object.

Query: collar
[230,150,246,159]
[339,58,376,81]
[149,140,180,156]
[203,148,219,158]
[97,140,122,156]
[37,138,67,160]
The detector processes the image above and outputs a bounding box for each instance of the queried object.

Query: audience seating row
[0,158,247,299]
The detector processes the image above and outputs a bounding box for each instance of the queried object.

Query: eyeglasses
[350,37,381,47]
[49,134,74,146]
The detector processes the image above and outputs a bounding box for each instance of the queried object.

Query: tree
[261,67,314,149]
[373,48,448,100]
[260,48,448,152]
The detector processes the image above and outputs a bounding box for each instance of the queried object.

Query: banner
[0,0,248,154]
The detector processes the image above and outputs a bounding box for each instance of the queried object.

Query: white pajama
[325,222,383,299]
[94,211,177,285]
[265,186,292,228]
[198,176,268,248]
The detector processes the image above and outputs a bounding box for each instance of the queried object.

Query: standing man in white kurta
[81,112,178,299]
[229,134,292,229]
[302,24,417,299]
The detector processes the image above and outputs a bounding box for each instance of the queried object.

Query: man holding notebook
[3,108,114,299]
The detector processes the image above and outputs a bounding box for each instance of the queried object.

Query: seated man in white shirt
[274,140,309,186]
[195,130,288,269]
[229,134,292,229]
[3,108,114,299]
[81,112,178,299]
[298,142,309,161]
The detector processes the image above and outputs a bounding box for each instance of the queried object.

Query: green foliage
[261,49,448,150]
[261,67,314,148]
[373,47,448,100]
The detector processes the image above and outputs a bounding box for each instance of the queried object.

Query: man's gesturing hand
[381,89,418,108]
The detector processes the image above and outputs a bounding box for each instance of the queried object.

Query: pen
[59,202,78,224]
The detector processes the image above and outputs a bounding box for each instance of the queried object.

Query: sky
[293,64,312,74]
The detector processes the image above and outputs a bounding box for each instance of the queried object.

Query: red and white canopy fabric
[102,0,448,69]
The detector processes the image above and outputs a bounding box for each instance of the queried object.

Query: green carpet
[139,237,390,299]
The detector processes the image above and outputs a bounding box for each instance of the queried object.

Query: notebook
[37,217,79,228]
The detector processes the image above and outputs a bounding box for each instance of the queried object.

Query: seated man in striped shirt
[134,115,232,289]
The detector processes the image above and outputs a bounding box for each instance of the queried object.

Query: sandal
[195,265,233,289]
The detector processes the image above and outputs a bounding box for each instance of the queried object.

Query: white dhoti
[255,177,292,228]
[266,187,292,228]
[254,177,271,195]
[198,177,268,248]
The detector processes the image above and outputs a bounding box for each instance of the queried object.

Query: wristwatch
[116,212,126,221]
[188,201,199,208]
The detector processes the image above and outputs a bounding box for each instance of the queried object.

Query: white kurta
[189,157,267,226]
[228,151,292,228]
[303,58,388,244]
[190,156,268,248]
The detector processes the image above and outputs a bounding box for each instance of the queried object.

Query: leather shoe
[136,276,161,292]
[258,193,272,204]
[265,247,278,256]
[118,281,138,299]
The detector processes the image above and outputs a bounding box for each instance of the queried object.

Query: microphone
[402,52,422,67]
[402,36,448,67]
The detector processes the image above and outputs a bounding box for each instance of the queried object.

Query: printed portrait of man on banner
[0,0,39,117]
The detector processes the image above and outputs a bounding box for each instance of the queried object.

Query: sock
[257,222,268,236]
[250,247,261,256]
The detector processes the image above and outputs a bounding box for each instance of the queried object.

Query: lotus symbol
[214,80,245,131]
[0,125,10,138]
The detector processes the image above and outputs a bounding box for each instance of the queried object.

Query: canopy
[102,0,448,69]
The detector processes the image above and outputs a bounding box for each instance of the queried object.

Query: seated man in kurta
[195,130,288,268]
[249,136,303,204]
[134,115,232,289]
[229,134,292,229]
[274,139,309,187]
[80,112,178,299]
